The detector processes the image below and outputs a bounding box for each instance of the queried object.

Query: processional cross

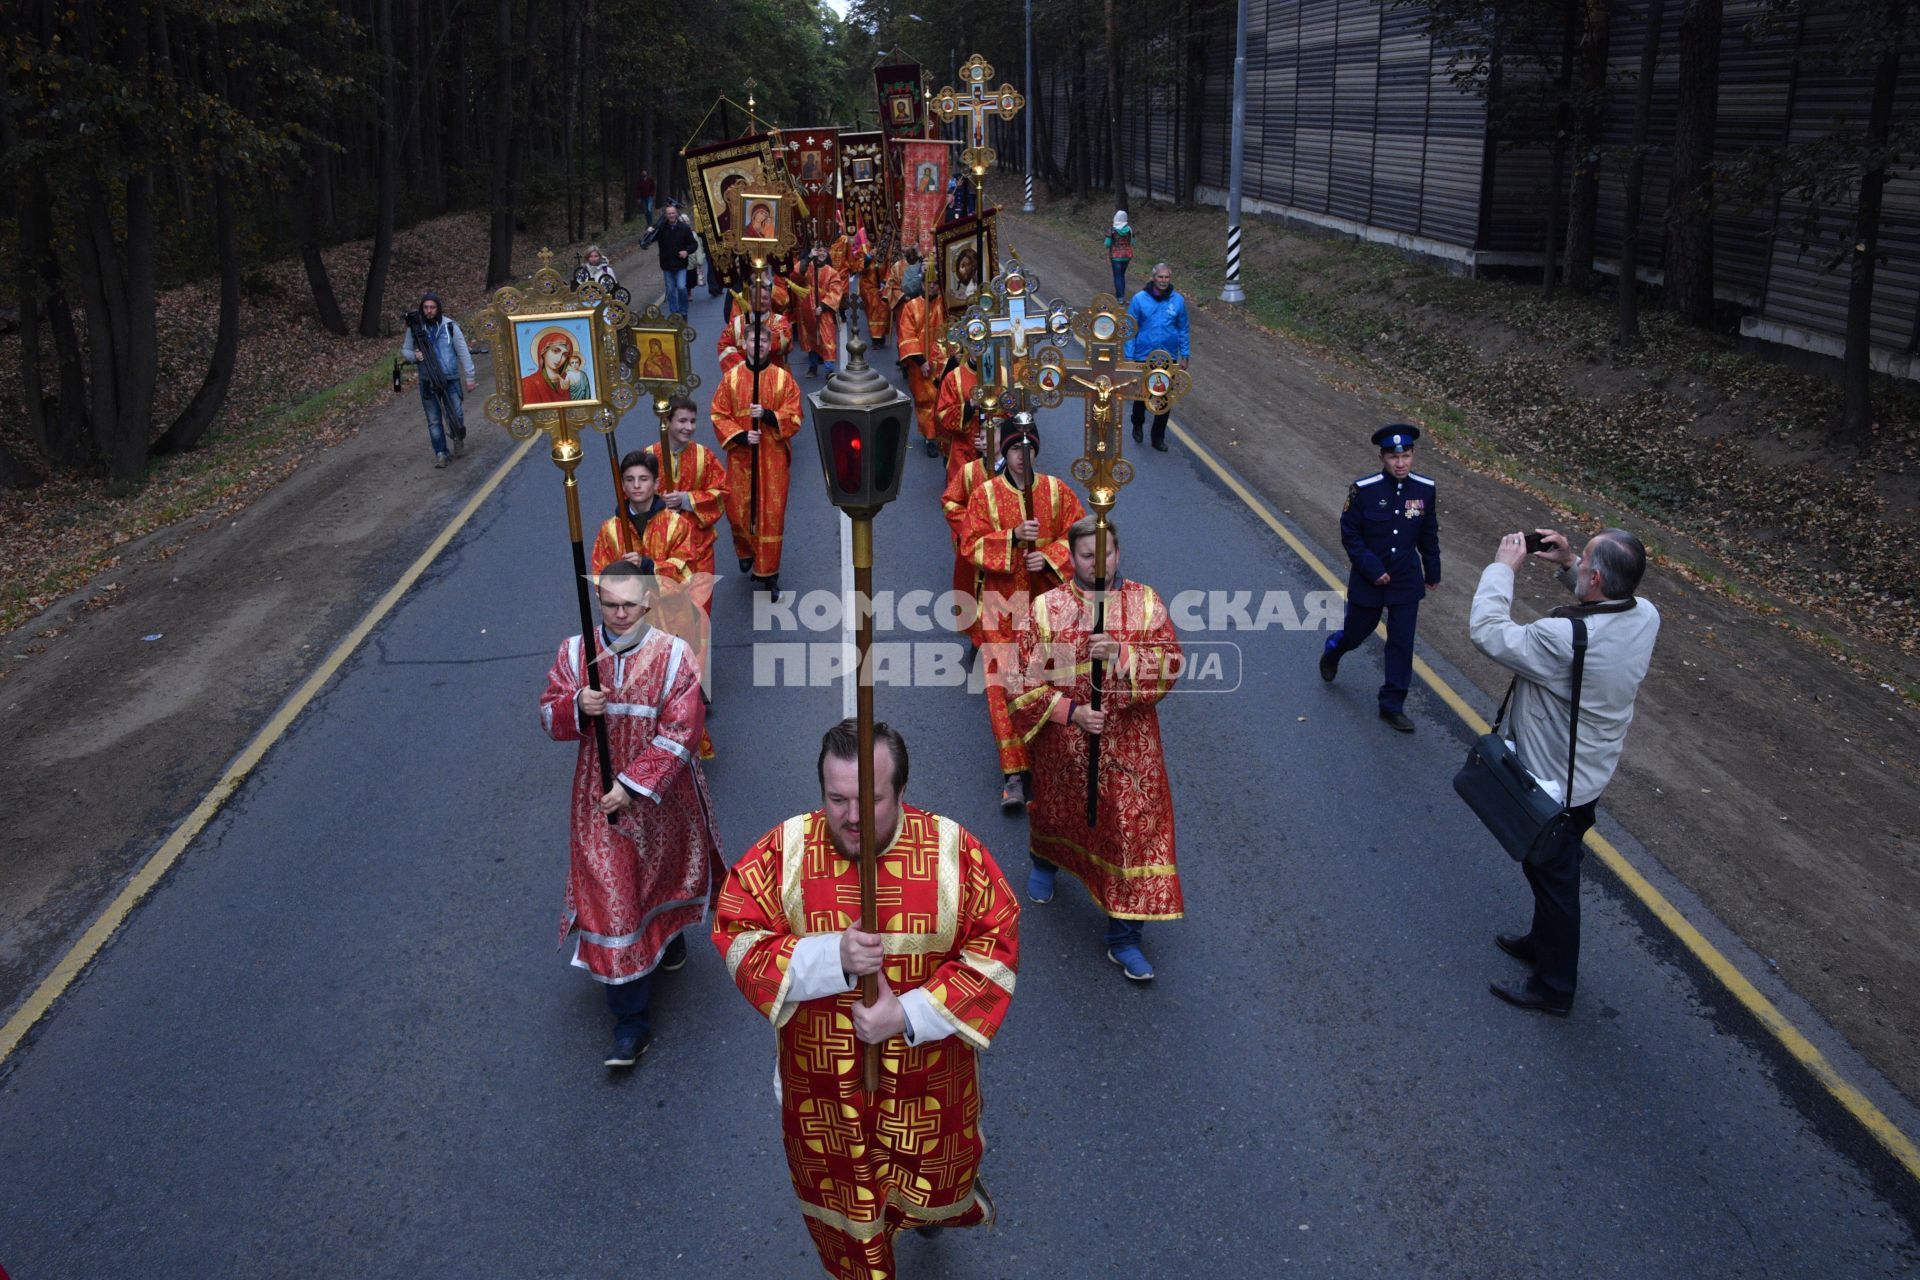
[931,55,1025,180]
[1029,292,1193,825]
[945,254,1073,420]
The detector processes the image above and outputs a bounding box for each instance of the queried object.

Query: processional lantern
[808,295,913,1098]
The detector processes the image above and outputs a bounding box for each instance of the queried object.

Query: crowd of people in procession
[397,207,1659,1280]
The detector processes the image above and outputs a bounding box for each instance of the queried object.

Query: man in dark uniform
[1319,424,1441,732]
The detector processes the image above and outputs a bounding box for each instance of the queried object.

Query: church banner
[777,127,839,237]
[900,140,957,255]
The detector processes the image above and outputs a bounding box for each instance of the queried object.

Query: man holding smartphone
[1320,424,1441,731]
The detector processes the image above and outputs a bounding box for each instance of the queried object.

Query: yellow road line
[0,433,540,1067]
[1167,415,1920,1184]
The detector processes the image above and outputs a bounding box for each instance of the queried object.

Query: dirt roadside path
[0,244,665,1040]
[1002,215,1920,1105]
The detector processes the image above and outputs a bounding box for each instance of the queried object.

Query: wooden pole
[852,516,881,1096]
[563,468,618,826]
[1087,512,1108,825]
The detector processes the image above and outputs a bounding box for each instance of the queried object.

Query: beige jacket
[1469,563,1660,806]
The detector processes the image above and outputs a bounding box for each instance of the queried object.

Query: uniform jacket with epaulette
[1340,469,1440,606]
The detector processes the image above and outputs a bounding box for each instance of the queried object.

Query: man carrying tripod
[398,290,478,469]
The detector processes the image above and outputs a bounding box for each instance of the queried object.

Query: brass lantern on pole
[807,290,912,1095]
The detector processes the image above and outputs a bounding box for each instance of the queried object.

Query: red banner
[777,127,840,236]
[900,140,957,256]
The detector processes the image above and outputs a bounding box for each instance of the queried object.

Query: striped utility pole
[1023,0,1037,213]
[1220,0,1249,303]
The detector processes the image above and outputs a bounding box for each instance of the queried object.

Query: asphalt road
[1,259,1917,1279]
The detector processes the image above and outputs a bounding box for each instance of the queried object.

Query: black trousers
[1130,399,1169,445]
[1521,800,1599,1000]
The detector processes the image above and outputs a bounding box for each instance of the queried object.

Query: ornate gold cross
[944,254,1073,421]
[931,54,1025,177]
[1029,293,1192,510]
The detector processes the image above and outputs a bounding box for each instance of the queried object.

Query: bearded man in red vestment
[713,721,1019,1280]
[539,561,723,1065]
[1010,516,1184,981]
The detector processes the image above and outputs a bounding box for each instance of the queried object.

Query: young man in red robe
[801,242,846,379]
[713,720,1019,1280]
[960,414,1085,810]
[711,326,804,597]
[940,412,994,648]
[893,252,943,457]
[933,351,981,467]
[592,449,714,760]
[539,561,722,1066]
[646,394,730,609]
[1011,516,1184,980]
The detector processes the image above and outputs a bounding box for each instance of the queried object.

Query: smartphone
[1523,532,1550,555]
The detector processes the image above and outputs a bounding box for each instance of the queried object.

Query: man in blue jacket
[1320,424,1441,732]
[1125,263,1190,452]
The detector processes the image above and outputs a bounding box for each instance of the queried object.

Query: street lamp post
[1023,0,1037,213]
[1220,0,1249,304]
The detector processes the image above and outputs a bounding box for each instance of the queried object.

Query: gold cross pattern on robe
[931,54,1025,176]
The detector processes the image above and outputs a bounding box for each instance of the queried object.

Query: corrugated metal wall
[1032,1,1920,365]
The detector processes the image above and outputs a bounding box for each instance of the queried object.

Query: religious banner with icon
[900,139,957,255]
[777,127,840,236]
[838,131,887,238]
[874,60,923,226]
[684,134,774,275]
[932,209,998,311]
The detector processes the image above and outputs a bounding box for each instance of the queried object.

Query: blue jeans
[1111,259,1129,298]
[1104,917,1144,950]
[419,379,464,458]
[662,268,689,317]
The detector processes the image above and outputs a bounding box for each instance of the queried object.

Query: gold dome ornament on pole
[808,284,913,1097]
[475,248,648,825]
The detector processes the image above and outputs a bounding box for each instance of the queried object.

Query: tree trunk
[0,439,41,490]
[300,145,351,335]
[1840,7,1903,437]
[486,0,517,287]
[154,181,239,455]
[1666,0,1720,325]
[360,0,398,337]
[1542,10,1579,297]
[11,102,91,468]
[1073,24,1091,200]
[1617,0,1667,342]
[1562,0,1613,292]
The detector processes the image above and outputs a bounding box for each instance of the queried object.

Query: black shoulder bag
[1452,617,1586,865]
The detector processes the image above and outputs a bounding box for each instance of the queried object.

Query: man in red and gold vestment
[713,720,1018,1280]
[540,561,722,1065]
[711,326,804,597]
[960,414,1085,811]
[1010,516,1183,980]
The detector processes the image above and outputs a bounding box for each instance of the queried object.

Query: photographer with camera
[397,290,477,469]
[1469,526,1661,1017]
